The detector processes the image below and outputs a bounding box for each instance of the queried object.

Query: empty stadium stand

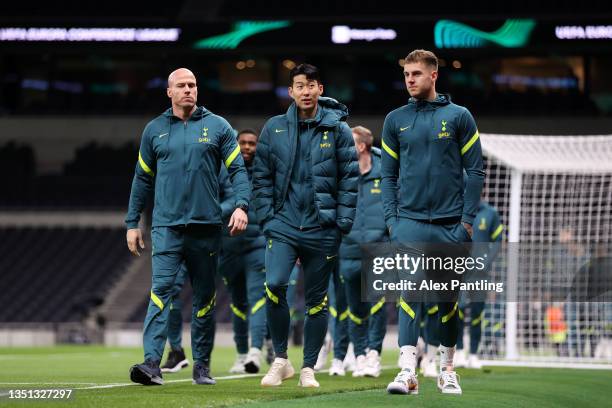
[0,227,131,322]
[0,141,137,209]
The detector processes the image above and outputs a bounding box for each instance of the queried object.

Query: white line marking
[74,365,397,390]
[0,382,98,385]
[0,352,131,360]
[75,373,264,390]
[11,361,612,392]
[481,360,612,370]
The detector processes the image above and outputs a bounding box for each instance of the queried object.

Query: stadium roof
[0,0,607,24]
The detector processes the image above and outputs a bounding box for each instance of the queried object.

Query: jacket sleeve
[489,208,504,243]
[218,166,235,222]
[219,120,250,209]
[483,207,503,270]
[380,112,400,231]
[459,109,485,225]
[252,123,275,227]
[335,122,359,234]
[125,124,156,229]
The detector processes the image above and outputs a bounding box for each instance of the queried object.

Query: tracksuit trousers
[143,224,220,365]
[264,219,341,368]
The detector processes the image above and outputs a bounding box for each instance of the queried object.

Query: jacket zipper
[280,114,298,216]
[183,120,189,225]
[424,108,433,222]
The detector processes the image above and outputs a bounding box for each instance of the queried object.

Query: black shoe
[192,362,216,385]
[161,348,189,373]
[130,359,163,385]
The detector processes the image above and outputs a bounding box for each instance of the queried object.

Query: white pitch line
[75,373,263,390]
[5,361,611,392]
[74,365,397,390]
[0,352,131,360]
[0,382,98,385]
[481,360,612,370]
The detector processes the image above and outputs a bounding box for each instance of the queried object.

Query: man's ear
[167,88,172,98]
[319,83,324,95]
[288,86,293,98]
[431,70,438,82]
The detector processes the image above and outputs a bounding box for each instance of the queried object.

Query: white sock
[439,346,455,372]
[399,345,417,372]
[426,344,437,362]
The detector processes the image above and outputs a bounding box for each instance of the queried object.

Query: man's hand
[228,208,248,236]
[127,228,145,256]
[462,222,473,238]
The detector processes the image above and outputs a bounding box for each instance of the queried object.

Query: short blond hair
[352,126,373,150]
[404,49,438,71]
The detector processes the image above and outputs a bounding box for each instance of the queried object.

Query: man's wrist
[236,203,248,212]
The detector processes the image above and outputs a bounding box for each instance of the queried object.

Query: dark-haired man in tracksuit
[253,63,358,388]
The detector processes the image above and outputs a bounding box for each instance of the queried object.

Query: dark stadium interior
[1,2,611,118]
[0,227,130,322]
[0,1,609,349]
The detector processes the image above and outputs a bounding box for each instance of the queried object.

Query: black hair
[289,63,321,85]
[237,128,258,139]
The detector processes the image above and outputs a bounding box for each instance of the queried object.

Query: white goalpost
[479,134,612,365]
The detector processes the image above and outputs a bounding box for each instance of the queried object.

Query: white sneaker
[363,349,381,378]
[466,354,482,369]
[454,349,467,368]
[261,358,295,387]
[344,343,356,372]
[229,353,247,374]
[244,347,262,373]
[328,358,346,376]
[314,334,332,371]
[298,367,320,388]
[437,370,462,394]
[387,368,419,395]
[421,357,438,378]
[352,354,366,377]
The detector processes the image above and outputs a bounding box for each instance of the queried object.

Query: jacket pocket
[457,223,472,242]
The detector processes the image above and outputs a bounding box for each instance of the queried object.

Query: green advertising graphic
[435,19,536,48]
[194,20,291,49]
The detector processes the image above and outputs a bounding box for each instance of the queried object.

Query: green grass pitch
[0,346,610,407]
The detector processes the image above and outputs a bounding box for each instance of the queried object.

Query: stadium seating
[0,227,131,322]
[0,141,137,209]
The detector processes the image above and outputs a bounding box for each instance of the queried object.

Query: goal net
[477,134,612,363]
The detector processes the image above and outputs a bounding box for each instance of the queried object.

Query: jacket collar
[408,93,451,111]
[285,97,349,128]
[362,148,382,181]
[162,105,210,121]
